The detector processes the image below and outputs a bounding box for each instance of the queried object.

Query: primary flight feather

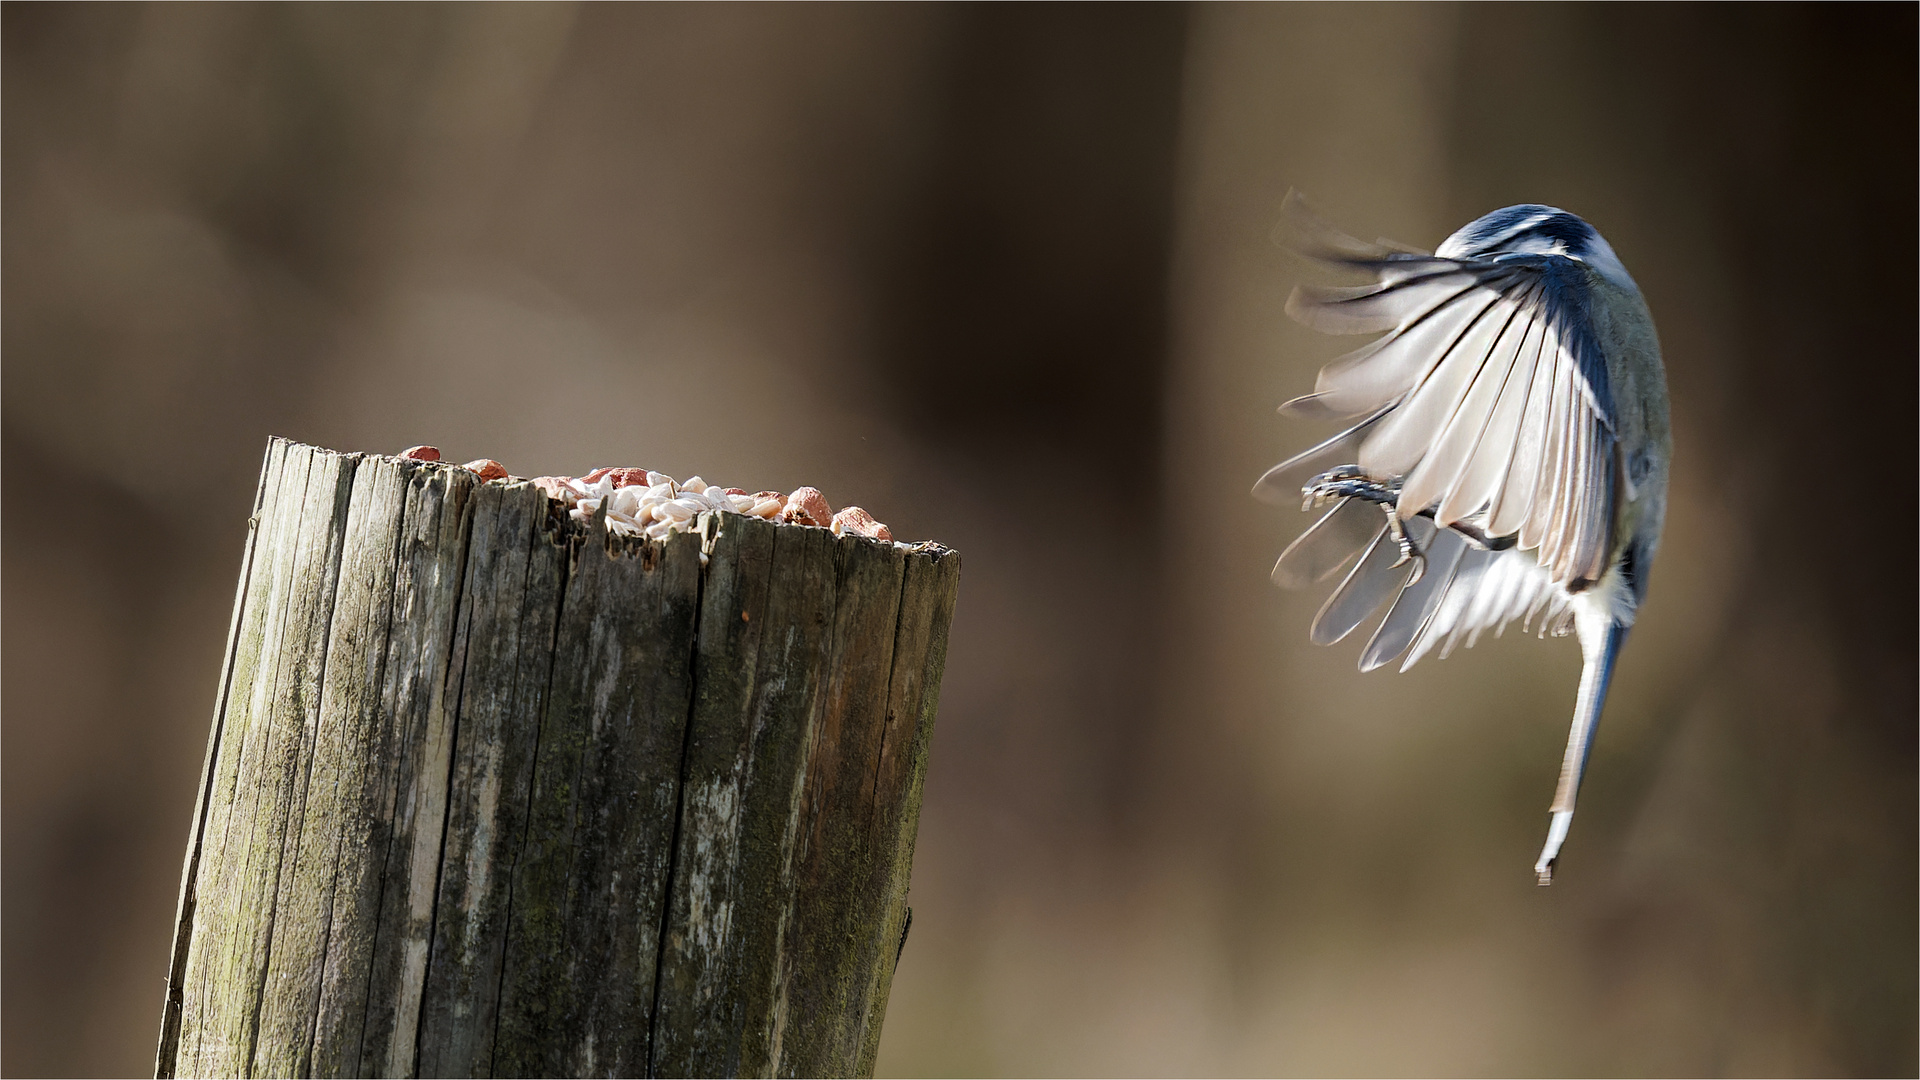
[1256,195,1671,884]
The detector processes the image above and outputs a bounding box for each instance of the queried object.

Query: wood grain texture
[415,481,567,1078]
[650,517,833,1078]
[157,439,960,1079]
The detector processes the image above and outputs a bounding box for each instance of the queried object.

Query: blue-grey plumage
[1255,195,1670,885]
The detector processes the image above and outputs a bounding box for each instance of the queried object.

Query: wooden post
[155,439,960,1079]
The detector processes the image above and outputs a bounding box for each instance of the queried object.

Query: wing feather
[1311,523,1417,646]
[1286,270,1479,335]
[1396,546,1566,669]
[1466,554,1529,648]
[1405,545,1492,666]
[1444,559,1502,658]
[1408,282,1543,523]
[1358,287,1518,476]
[1548,404,1592,579]
[1251,405,1392,505]
[1301,283,1508,418]
[1360,521,1461,672]
[1441,295,1546,524]
[1271,498,1383,588]
[1521,352,1572,554]
[1487,316,1559,536]
[1542,405,1577,574]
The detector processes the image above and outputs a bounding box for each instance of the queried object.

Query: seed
[464,459,509,481]
[531,477,581,505]
[609,486,644,518]
[782,487,832,527]
[830,506,892,542]
[524,464,896,544]
[401,446,441,462]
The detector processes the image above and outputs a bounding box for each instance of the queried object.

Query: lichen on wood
[156,438,960,1079]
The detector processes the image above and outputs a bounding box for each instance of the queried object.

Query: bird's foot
[1299,465,1393,511]
[1302,467,1426,584]
[1386,513,1428,585]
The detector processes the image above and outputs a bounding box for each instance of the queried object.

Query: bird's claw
[1385,513,1427,586]
[1299,465,1374,512]
[1301,466,1426,585]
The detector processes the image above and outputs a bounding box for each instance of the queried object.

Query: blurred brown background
[4,4,1914,1076]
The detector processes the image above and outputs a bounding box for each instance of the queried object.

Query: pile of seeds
[399,446,893,543]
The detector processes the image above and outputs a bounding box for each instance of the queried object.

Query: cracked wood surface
[156,439,960,1079]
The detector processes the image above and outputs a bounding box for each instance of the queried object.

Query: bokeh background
[5,4,1914,1076]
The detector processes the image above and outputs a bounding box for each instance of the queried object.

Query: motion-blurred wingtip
[1275,190,1388,260]
[1372,235,1433,257]
[1283,284,1313,325]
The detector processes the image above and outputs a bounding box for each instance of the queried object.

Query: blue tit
[1254,194,1670,885]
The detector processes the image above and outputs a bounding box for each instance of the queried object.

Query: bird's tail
[1535,618,1628,885]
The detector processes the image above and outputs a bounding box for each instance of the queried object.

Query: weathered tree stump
[155,439,960,1079]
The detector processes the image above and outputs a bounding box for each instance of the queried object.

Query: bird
[1254,194,1669,885]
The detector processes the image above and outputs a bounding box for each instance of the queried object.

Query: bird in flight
[1255,194,1670,885]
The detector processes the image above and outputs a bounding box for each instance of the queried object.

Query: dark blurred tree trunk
[869,3,1189,838]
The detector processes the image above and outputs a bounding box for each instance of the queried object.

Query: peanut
[831,506,892,542]
[781,486,832,527]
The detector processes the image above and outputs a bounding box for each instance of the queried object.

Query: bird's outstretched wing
[1259,495,1576,672]
[1362,530,1574,672]
[1256,197,1617,670]
[1279,196,1619,588]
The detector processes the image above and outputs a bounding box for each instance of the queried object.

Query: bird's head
[1436,204,1638,292]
